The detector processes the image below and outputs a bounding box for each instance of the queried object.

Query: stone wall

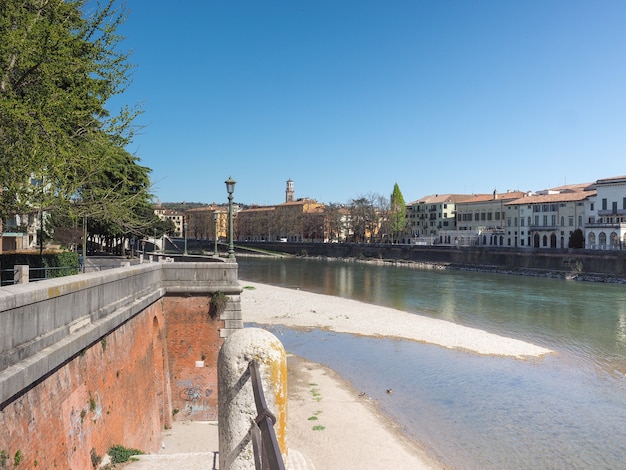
[238,241,626,276]
[0,260,242,468]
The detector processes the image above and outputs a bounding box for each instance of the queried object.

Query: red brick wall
[0,301,170,469]
[163,295,225,421]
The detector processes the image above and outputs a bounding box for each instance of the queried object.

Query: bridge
[0,258,286,469]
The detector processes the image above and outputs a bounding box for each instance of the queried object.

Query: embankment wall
[0,261,242,468]
[237,242,626,276]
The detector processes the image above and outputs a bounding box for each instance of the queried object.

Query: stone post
[14,265,29,284]
[218,328,287,470]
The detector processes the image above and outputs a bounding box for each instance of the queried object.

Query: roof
[407,194,476,205]
[505,190,596,205]
[595,175,626,185]
[546,182,594,193]
[455,191,529,205]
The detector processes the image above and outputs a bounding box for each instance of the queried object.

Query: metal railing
[248,360,286,470]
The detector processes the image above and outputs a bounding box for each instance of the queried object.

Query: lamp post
[183,221,188,256]
[214,212,219,256]
[225,176,236,259]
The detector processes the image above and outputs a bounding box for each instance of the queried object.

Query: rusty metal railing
[248,360,286,470]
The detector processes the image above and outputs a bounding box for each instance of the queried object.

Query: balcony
[585,221,626,229]
[528,225,558,231]
[598,208,626,216]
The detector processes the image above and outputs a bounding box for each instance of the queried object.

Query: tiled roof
[595,175,626,185]
[547,182,594,192]
[408,194,477,205]
[506,190,596,205]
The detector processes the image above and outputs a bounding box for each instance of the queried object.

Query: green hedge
[1,252,79,284]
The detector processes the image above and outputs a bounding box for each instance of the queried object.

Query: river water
[238,256,626,469]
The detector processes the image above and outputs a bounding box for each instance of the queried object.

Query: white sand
[240,281,553,358]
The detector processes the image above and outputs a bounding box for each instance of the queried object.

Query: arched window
[542,235,548,247]
[599,232,607,246]
[578,215,583,227]
[560,216,565,227]
[483,235,487,245]
[551,233,557,248]
[588,232,596,246]
[534,233,540,247]
[610,232,619,246]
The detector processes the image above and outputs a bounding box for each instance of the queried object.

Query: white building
[584,175,626,250]
[504,184,594,249]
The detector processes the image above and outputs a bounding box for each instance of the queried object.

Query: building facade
[504,185,593,248]
[584,175,626,250]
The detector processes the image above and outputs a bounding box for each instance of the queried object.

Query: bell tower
[286,178,294,202]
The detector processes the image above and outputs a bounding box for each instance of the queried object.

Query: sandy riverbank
[239,280,552,358]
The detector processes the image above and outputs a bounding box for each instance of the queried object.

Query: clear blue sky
[106,0,626,205]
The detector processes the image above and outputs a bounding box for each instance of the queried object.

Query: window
[521,218,525,227]
[487,212,492,220]
[578,215,582,226]
[590,203,595,211]
[495,212,500,220]
[561,216,565,227]
[543,215,548,226]
[569,216,573,226]
[602,198,607,210]
[551,215,556,226]
[623,198,626,210]
[507,218,511,227]
[613,201,618,213]
[534,215,539,225]
[481,212,486,221]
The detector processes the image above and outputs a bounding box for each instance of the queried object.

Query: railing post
[218,328,287,469]
[14,265,29,284]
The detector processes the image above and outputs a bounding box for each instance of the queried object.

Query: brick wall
[0,301,169,469]
[164,295,225,421]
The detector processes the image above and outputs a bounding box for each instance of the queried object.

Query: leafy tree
[0,0,144,231]
[349,195,378,243]
[568,228,585,249]
[390,183,407,243]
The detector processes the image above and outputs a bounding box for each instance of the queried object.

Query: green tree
[0,0,142,224]
[390,183,407,243]
[568,228,585,249]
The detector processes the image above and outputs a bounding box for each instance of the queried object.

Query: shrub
[108,445,143,464]
[209,291,228,318]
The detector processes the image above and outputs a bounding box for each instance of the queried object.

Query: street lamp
[225,176,236,259]
[214,211,219,256]
[183,220,188,256]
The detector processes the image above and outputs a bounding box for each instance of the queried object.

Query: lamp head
[225,176,236,195]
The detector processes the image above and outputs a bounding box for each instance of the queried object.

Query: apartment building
[406,194,473,244]
[504,184,594,248]
[584,175,626,250]
[454,190,528,246]
[154,208,184,237]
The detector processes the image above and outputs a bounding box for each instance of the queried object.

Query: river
[238,256,626,470]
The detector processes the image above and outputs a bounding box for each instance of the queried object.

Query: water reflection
[239,257,626,467]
